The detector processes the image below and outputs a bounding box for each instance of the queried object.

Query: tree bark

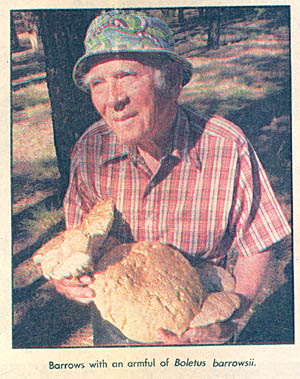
[178,8,185,23]
[207,8,221,50]
[11,17,20,52]
[37,10,100,198]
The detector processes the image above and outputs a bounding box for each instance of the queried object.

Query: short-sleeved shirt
[63,106,291,265]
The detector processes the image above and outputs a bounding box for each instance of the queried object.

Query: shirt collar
[169,106,189,160]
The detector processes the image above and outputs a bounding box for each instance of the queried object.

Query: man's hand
[157,320,236,345]
[182,321,236,344]
[52,275,95,304]
[156,293,251,344]
[157,250,270,345]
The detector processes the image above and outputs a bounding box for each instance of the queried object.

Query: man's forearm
[233,249,271,304]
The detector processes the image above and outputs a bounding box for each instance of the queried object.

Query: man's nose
[107,82,129,111]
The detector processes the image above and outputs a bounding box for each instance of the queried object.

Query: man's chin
[114,134,141,146]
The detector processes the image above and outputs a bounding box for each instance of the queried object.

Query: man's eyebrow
[85,69,136,81]
[113,68,137,77]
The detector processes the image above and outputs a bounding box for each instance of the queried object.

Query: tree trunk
[11,18,20,52]
[207,8,221,50]
[178,8,185,23]
[37,10,100,198]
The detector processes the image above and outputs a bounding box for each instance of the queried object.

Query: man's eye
[118,72,136,79]
[90,79,104,88]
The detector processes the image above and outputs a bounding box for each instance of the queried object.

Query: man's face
[87,58,176,149]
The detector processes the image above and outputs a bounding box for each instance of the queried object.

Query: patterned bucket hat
[73,9,193,91]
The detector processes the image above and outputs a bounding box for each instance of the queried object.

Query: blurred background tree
[37,10,100,197]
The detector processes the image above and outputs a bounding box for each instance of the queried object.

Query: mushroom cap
[32,198,115,280]
[91,241,206,343]
[91,242,240,343]
[81,198,114,239]
[33,228,90,280]
[190,291,240,328]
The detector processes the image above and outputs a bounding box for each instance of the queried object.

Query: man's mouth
[112,112,138,122]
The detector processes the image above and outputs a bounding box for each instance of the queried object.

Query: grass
[19,204,64,240]
[12,80,62,249]
[13,158,60,205]
[12,81,50,111]
[181,26,289,106]
[32,158,59,180]
[12,81,59,209]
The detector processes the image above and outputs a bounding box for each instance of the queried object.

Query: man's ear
[165,62,183,99]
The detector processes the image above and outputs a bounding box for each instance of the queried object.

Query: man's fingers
[156,328,182,344]
[182,322,235,344]
[71,296,95,304]
[64,283,95,299]
[77,275,95,285]
[182,327,209,343]
[54,275,94,287]
[52,276,95,304]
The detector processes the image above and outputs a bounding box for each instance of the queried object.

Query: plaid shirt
[63,106,291,264]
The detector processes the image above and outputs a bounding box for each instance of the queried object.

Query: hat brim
[73,49,193,92]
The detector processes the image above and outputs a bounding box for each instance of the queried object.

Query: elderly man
[53,10,291,344]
